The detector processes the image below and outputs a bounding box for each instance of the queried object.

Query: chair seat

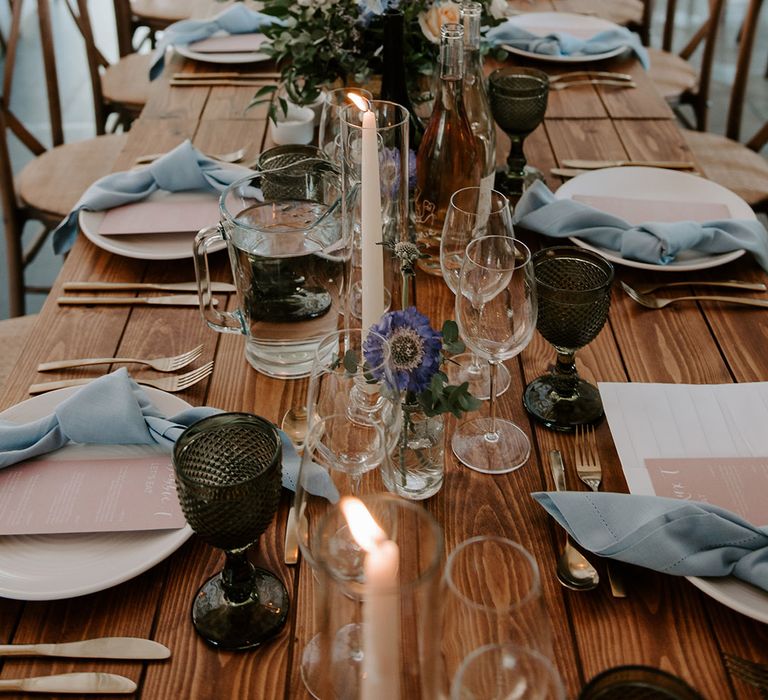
[102,53,151,112]
[0,314,37,392]
[647,48,698,101]
[16,133,128,220]
[683,129,768,211]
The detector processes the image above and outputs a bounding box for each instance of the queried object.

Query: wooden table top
[1,25,767,700]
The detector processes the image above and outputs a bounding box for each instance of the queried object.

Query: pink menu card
[0,452,186,536]
[98,196,220,236]
[573,195,731,225]
[645,457,768,525]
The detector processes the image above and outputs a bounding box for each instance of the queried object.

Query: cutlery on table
[284,505,299,566]
[37,345,204,373]
[550,79,636,91]
[63,281,236,294]
[169,79,274,87]
[633,279,767,294]
[723,653,768,697]
[57,295,210,307]
[0,672,136,694]
[0,637,170,659]
[28,362,214,395]
[172,72,282,80]
[550,167,590,178]
[134,148,246,165]
[621,282,768,310]
[550,70,634,83]
[549,449,600,591]
[560,158,696,170]
[574,426,627,598]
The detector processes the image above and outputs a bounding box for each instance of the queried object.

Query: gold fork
[621,282,768,310]
[550,79,636,91]
[37,345,204,373]
[28,362,214,395]
[723,653,768,698]
[633,279,767,294]
[574,425,627,598]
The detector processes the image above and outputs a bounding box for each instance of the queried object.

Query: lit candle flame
[348,92,370,112]
[340,497,387,553]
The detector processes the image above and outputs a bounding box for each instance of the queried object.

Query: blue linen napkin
[533,491,768,591]
[484,20,650,69]
[51,140,253,255]
[513,180,768,271]
[0,368,309,495]
[149,4,284,80]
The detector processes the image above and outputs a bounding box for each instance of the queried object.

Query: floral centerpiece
[255,0,508,116]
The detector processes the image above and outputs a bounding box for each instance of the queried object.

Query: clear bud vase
[313,493,443,700]
[382,394,445,500]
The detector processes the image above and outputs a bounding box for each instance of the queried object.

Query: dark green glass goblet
[488,67,549,198]
[173,413,289,650]
[523,247,614,432]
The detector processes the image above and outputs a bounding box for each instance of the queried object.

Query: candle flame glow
[340,497,387,552]
[348,92,370,112]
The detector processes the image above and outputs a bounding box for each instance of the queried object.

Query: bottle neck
[440,27,465,82]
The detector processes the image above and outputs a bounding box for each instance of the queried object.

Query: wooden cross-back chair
[647,0,726,132]
[1,0,128,317]
[682,0,768,214]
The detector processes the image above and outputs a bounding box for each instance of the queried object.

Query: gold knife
[560,159,696,170]
[0,637,170,659]
[57,295,209,307]
[0,673,136,694]
[63,281,235,293]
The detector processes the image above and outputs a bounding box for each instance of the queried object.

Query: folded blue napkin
[484,21,650,69]
[0,369,307,495]
[52,140,252,254]
[533,491,768,591]
[513,180,768,271]
[149,4,284,79]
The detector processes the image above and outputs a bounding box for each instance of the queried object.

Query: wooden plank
[615,118,696,163]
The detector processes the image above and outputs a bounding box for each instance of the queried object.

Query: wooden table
[1,36,767,700]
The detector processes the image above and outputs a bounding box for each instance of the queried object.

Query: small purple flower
[364,307,442,393]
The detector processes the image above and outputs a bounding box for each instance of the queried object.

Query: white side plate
[175,32,270,64]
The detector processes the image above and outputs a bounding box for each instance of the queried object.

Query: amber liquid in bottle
[414,23,482,276]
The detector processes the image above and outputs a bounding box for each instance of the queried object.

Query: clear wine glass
[173,413,288,650]
[440,186,513,401]
[318,87,372,161]
[523,246,614,431]
[488,67,549,198]
[453,236,537,473]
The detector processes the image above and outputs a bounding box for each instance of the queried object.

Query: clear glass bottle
[413,23,482,276]
[461,1,496,190]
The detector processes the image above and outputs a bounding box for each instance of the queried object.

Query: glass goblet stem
[506,135,526,179]
[222,548,257,604]
[485,360,501,442]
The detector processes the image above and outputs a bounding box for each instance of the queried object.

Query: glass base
[444,353,511,401]
[452,417,530,474]
[523,374,604,432]
[191,567,289,651]
[494,165,545,199]
[301,624,362,700]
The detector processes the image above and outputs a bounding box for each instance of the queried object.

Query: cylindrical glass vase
[313,493,443,700]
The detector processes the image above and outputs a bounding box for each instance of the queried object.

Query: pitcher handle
[194,224,244,335]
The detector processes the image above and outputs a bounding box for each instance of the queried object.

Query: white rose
[418,1,461,44]
[488,0,509,19]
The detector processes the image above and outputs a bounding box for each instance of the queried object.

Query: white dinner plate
[555,167,756,272]
[174,32,270,65]
[500,12,627,63]
[79,190,223,261]
[0,387,193,600]
[686,575,768,625]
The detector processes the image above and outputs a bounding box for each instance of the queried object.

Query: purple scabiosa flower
[364,307,442,393]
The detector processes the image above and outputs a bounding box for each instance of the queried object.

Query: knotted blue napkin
[533,491,768,591]
[149,4,284,79]
[52,140,252,254]
[513,180,768,271]
[0,369,310,495]
[484,21,650,69]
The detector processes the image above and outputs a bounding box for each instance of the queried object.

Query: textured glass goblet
[440,186,512,401]
[488,67,549,198]
[523,247,614,432]
[173,413,288,650]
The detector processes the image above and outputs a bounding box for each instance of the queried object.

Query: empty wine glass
[523,246,614,431]
[451,644,565,700]
[318,87,373,161]
[454,236,537,473]
[173,413,288,650]
[488,67,549,198]
[440,186,513,400]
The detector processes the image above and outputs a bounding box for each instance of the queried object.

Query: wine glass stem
[222,547,257,604]
[553,350,579,399]
[506,135,527,178]
[468,352,483,375]
[485,360,500,442]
